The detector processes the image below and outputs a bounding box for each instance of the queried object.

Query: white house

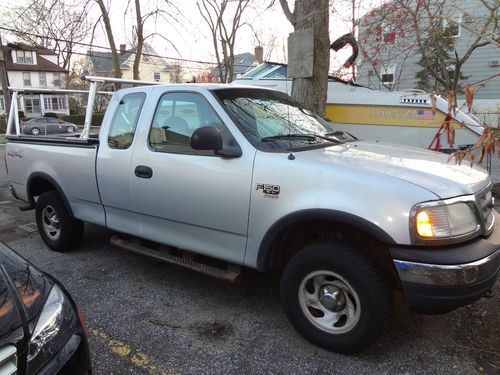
[1,42,70,118]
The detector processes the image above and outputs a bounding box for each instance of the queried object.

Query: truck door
[131,91,254,264]
[96,92,146,236]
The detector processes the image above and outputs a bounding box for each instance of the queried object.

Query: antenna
[285,68,295,160]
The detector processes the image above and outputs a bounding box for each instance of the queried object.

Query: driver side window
[149,92,224,155]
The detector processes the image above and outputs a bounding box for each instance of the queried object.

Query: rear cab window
[108,93,146,149]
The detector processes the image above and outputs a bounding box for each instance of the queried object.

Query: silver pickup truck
[4,80,499,353]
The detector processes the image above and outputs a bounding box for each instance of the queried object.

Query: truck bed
[5,136,106,227]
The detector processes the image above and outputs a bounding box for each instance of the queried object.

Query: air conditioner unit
[489,60,499,67]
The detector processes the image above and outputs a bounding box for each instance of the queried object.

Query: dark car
[21,118,78,136]
[0,241,91,374]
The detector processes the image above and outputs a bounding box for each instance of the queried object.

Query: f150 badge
[256,183,280,199]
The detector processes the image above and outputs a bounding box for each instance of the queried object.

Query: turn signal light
[416,210,434,237]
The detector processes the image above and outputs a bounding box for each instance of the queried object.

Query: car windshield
[213,88,344,152]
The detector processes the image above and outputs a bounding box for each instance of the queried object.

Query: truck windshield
[213,88,343,152]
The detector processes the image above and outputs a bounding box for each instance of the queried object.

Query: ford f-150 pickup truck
[4,78,499,353]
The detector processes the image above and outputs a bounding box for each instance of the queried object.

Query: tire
[31,127,40,136]
[66,126,74,133]
[35,191,84,252]
[280,242,392,354]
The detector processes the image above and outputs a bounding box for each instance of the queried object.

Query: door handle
[135,165,153,179]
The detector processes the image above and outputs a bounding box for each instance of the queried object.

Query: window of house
[24,96,41,114]
[39,72,47,87]
[149,92,224,155]
[23,72,32,87]
[16,51,33,64]
[153,72,161,82]
[108,93,146,149]
[443,15,462,37]
[0,97,5,112]
[381,65,396,84]
[44,96,67,111]
[53,73,62,87]
[447,65,457,80]
[43,97,50,110]
[57,96,66,110]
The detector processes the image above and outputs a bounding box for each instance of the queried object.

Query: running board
[110,235,241,284]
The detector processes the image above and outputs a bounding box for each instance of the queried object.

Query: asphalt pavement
[0,144,498,375]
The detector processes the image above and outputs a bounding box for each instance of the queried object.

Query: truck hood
[299,141,491,198]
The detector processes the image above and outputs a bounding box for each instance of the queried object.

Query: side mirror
[191,127,222,151]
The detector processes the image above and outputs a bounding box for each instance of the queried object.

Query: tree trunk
[280,0,330,115]
[133,0,144,80]
[95,0,122,79]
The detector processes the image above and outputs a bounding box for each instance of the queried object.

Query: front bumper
[39,332,91,375]
[390,229,500,313]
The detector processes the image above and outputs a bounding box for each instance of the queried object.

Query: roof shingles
[2,45,67,73]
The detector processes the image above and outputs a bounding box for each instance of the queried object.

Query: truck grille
[0,345,17,375]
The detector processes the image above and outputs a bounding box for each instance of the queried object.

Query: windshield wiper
[325,130,357,140]
[261,133,341,143]
[261,134,316,142]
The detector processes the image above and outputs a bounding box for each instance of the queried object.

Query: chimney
[254,46,264,64]
[120,44,126,54]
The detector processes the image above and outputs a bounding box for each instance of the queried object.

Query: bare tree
[125,0,181,80]
[197,0,250,83]
[250,26,279,62]
[169,62,184,83]
[279,0,330,114]
[5,0,91,70]
[94,0,122,79]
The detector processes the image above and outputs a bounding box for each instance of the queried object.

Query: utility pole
[0,34,12,119]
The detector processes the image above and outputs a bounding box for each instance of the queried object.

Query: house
[85,44,176,83]
[356,0,499,124]
[0,42,69,118]
[210,47,263,82]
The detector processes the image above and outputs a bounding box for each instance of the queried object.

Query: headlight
[411,201,479,241]
[27,284,77,373]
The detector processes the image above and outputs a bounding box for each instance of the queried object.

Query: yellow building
[85,44,177,83]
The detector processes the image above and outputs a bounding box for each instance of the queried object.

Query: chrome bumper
[394,249,500,286]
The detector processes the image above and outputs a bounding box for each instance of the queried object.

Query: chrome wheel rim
[298,270,361,334]
[42,205,60,240]
[67,126,73,133]
[31,128,40,135]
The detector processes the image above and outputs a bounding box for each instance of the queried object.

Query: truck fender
[256,209,397,273]
[26,172,75,218]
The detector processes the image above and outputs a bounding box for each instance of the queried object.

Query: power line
[0,25,257,69]
[68,50,214,72]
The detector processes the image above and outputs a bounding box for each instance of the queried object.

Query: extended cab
[4,79,499,353]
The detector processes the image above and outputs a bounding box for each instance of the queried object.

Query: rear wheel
[31,127,40,136]
[280,242,392,354]
[35,191,84,252]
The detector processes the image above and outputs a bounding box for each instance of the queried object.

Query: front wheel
[35,191,84,252]
[66,126,74,133]
[280,242,392,354]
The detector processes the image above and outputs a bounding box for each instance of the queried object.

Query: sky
[1,0,384,75]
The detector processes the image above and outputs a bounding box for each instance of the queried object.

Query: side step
[110,235,241,284]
